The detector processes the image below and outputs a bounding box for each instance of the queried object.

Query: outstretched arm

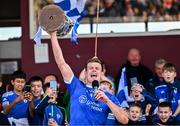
[50,31,73,82]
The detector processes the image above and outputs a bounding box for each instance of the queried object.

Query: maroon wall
[21,0,180,91]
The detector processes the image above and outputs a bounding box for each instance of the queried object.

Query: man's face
[162,70,176,83]
[158,107,172,123]
[155,64,164,79]
[31,80,43,98]
[12,78,26,92]
[85,62,102,84]
[129,106,142,121]
[128,49,141,66]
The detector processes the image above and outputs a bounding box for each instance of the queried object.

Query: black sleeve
[145,115,153,125]
[35,95,50,116]
[142,66,153,84]
[0,113,10,126]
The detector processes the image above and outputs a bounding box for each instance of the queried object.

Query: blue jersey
[155,82,180,120]
[65,76,120,125]
[155,85,170,103]
[2,91,29,119]
[43,104,65,126]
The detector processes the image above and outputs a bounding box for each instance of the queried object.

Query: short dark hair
[158,102,171,109]
[85,57,103,71]
[129,103,142,112]
[11,70,26,81]
[163,63,176,72]
[28,76,44,85]
[44,73,58,82]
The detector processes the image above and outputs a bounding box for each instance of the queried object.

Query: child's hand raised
[15,93,25,103]
[24,92,33,102]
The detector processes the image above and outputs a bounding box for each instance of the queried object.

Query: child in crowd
[35,81,66,126]
[155,63,180,123]
[128,83,157,115]
[127,103,146,125]
[146,102,176,125]
[156,102,175,125]
[2,70,34,126]
[100,80,114,94]
[28,76,44,125]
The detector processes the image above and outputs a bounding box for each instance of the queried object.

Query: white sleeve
[64,74,74,84]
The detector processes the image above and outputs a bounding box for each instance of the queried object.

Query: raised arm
[50,31,73,82]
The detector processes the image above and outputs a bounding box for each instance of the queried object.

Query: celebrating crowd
[0,30,179,126]
[86,0,180,21]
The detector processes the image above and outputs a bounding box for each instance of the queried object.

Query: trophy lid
[39,4,65,32]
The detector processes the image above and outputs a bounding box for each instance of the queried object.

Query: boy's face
[158,107,172,123]
[31,80,43,98]
[45,87,57,103]
[11,78,26,92]
[131,86,143,101]
[129,106,142,121]
[163,70,176,83]
[100,82,111,92]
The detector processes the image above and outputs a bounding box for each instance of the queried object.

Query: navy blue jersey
[155,85,170,103]
[155,83,180,109]
[43,104,65,125]
[65,75,120,125]
[2,91,29,119]
[155,81,180,120]
[35,95,65,125]
[28,98,42,125]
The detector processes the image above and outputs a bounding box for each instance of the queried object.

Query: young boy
[28,76,44,125]
[2,70,34,126]
[127,103,146,125]
[100,80,113,94]
[147,102,175,125]
[35,81,66,125]
[128,83,157,115]
[155,63,180,123]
